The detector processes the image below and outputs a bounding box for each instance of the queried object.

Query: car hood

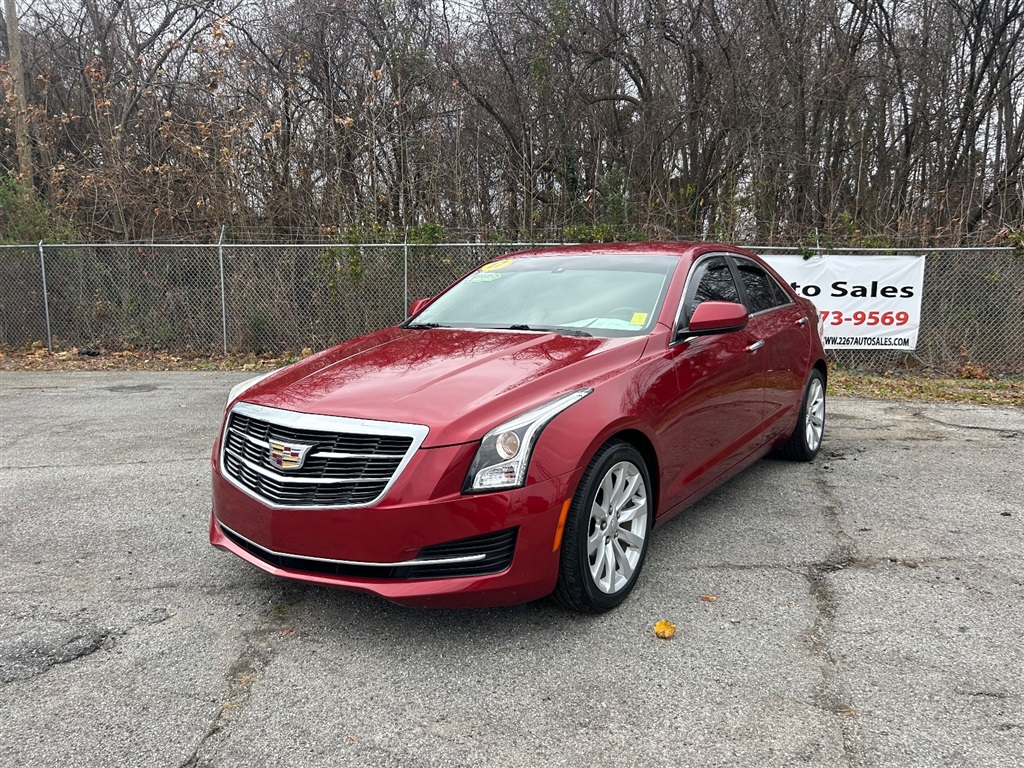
[243,326,647,446]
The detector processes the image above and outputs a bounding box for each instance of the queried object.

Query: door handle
[796,317,808,326]
[746,340,765,353]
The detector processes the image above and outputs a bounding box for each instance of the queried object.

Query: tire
[553,440,653,613]
[779,369,826,462]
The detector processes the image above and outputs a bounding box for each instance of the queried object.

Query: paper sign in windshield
[480,258,514,272]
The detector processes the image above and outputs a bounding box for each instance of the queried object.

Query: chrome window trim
[671,253,797,338]
[671,251,741,343]
[220,401,429,509]
[731,255,796,316]
[218,520,486,567]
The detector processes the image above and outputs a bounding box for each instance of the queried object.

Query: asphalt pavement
[0,371,1021,767]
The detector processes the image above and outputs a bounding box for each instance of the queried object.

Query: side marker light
[552,498,572,551]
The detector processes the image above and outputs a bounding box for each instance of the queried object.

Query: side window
[682,256,741,326]
[735,260,790,314]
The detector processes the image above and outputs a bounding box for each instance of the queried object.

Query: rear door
[729,256,810,445]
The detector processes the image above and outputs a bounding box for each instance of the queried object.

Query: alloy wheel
[587,460,649,594]
[805,376,825,452]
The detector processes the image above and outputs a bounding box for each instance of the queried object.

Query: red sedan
[210,243,827,611]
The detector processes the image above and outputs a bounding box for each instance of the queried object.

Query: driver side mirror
[408,297,432,317]
[680,300,748,338]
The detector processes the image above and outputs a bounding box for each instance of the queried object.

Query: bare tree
[2,0,1022,244]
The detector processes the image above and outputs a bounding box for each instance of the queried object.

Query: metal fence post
[37,240,52,351]
[403,229,409,313]
[217,225,228,355]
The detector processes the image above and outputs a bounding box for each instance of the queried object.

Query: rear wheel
[554,440,652,613]
[780,369,825,461]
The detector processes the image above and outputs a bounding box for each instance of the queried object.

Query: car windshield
[408,253,678,337]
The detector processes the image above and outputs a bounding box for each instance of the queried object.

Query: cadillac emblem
[268,440,314,470]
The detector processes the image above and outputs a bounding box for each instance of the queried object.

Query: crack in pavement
[178,589,305,768]
[669,554,982,573]
[178,627,277,768]
[914,411,1021,438]
[804,470,866,767]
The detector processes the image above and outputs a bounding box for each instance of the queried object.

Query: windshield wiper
[404,321,450,329]
[505,324,592,337]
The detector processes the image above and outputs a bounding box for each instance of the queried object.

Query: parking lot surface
[1,371,1022,767]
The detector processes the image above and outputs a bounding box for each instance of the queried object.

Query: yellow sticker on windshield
[480,258,514,272]
[630,312,648,325]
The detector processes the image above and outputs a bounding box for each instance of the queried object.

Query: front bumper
[210,441,581,608]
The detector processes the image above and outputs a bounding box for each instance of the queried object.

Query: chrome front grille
[221,402,428,508]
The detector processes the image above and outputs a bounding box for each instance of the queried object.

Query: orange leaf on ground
[653,620,677,639]
[699,594,718,603]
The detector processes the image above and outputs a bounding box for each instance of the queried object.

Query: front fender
[526,383,661,495]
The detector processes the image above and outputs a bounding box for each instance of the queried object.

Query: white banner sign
[761,254,926,350]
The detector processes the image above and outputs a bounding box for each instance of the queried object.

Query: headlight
[465,389,592,492]
[226,370,276,408]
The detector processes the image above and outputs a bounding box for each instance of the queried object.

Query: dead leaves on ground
[654,594,721,639]
[653,620,677,639]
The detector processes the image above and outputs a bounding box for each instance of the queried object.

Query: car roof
[496,241,754,262]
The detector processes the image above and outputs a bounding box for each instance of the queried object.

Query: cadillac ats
[210,243,827,611]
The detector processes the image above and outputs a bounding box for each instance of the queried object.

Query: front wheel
[554,440,652,613]
[780,369,826,461]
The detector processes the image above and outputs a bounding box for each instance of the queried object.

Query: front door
[656,255,766,514]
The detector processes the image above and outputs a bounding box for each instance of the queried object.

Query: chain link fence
[1,242,1022,373]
